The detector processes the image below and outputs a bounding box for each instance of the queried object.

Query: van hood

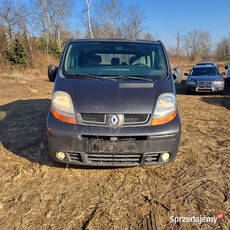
[54,77,173,114]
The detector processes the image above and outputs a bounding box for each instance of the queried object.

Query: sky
[76,0,230,49]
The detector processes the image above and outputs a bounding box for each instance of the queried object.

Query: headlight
[187,81,196,85]
[214,80,224,85]
[151,93,177,126]
[51,91,77,124]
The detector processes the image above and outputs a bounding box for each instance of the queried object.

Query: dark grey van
[47,39,181,167]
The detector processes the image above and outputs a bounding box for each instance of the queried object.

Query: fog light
[56,151,66,160]
[162,152,170,161]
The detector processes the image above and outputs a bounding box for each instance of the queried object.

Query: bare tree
[123,6,144,39]
[176,30,181,56]
[0,0,28,47]
[33,0,73,52]
[22,21,34,60]
[88,1,146,39]
[143,32,154,40]
[0,26,8,56]
[88,0,123,38]
[85,0,93,38]
[182,30,212,59]
[215,36,230,60]
[174,30,191,58]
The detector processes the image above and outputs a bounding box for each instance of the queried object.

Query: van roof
[70,38,162,44]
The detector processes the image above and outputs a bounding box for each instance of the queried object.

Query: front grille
[145,153,161,163]
[66,151,162,165]
[80,113,149,125]
[67,152,83,162]
[86,153,142,165]
[80,113,105,124]
[198,81,213,86]
[124,114,149,124]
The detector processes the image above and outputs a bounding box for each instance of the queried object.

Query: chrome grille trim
[80,113,149,125]
[198,81,213,86]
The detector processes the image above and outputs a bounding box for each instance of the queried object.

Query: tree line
[0,0,229,68]
[169,30,230,61]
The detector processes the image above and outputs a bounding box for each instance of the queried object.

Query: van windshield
[62,42,168,80]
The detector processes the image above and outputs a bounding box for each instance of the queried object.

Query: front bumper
[186,84,224,92]
[47,112,181,167]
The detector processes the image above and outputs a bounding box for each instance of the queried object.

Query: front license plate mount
[90,141,137,153]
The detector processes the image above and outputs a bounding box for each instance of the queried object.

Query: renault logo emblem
[110,114,119,126]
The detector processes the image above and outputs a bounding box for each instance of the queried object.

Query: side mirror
[173,66,183,84]
[221,72,225,76]
[48,64,58,82]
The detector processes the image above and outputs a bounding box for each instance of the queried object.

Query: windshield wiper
[65,73,119,81]
[115,75,153,81]
[64,73,152,81]
[65,73,101,79]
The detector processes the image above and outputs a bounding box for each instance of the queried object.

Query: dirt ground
[0,72,229,230]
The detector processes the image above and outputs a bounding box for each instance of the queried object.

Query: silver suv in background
[185,65,225,93]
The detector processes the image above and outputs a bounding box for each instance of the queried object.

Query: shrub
[6,37,27,67]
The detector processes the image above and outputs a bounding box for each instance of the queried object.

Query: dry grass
[0,53,58,80]
[0,70,229,229]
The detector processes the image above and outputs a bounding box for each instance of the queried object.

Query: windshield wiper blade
[65,73,118,81]
[64,73,152,81]
[116,75,153,81]
[65,73,101,79]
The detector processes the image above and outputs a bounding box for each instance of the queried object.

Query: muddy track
[0,76,229,229]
